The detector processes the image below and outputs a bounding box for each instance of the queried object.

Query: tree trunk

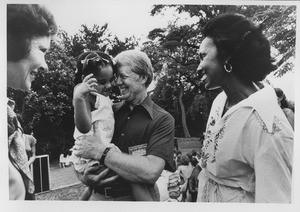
[178,87,191,137]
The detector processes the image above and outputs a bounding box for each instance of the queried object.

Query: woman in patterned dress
[196,13,293,203]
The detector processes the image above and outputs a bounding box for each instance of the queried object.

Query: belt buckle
[104,187,112,198]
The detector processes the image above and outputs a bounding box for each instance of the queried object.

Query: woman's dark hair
[202,13,277,82]
[74,51,115,85]
[7,4,58,62]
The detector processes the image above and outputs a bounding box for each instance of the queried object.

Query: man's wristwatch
[100,147,112,165]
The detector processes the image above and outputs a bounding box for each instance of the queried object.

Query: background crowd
[155,148,202,202]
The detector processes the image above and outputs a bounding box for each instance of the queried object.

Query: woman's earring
[224,62,232,73]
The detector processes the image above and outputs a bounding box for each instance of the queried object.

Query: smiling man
[73,50,176,201]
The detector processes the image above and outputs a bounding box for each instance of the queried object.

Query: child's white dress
[71,94,115,172]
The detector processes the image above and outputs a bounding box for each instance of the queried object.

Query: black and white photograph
[1,0,299,211]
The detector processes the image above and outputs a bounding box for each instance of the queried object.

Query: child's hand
[74,74,98,99]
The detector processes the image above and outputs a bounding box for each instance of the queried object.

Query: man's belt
[93,184,131,198]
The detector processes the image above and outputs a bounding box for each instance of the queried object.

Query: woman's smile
[200,73,208,83]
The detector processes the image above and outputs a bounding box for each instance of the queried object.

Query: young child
[71,51,157,201]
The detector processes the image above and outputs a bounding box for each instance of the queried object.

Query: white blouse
[197,85,293,203]
[73,93,114,145]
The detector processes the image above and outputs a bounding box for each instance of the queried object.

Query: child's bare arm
[74,95,92,133]
[73,74,98,133]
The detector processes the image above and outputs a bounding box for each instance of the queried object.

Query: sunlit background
[45,0,295,100]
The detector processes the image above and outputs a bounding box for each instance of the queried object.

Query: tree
[150,4,296,75]
[146,5,220,137]
[66,24,139,58]
[146,4,296,138]
[250,5,296,77]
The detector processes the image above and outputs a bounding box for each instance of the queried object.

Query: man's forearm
[104,148,165,184]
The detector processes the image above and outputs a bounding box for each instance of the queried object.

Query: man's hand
[72,135,105,161]
[76,165,119,187]
[72,121,107,161]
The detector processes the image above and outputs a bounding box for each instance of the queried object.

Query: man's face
[116,65,146,104]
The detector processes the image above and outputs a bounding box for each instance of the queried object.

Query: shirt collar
[140,95,154,120]
[236,84,278,133]
[122,95,154,120]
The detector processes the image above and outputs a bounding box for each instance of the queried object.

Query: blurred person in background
[275,87,294,130]
[177,154,193,201]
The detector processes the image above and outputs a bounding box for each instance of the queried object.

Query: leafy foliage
[251,5,296,77]
[146,4,295,137]
[65,24,139,59]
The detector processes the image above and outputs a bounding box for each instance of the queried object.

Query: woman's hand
[28,156,36,166]
[73,73,98,99]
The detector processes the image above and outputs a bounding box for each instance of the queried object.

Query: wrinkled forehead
[116,64,135,75]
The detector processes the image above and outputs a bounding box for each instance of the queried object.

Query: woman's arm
[238,108,293,203]
[254,134,293,203]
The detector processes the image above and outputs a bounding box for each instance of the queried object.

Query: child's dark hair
[74,51,115,85]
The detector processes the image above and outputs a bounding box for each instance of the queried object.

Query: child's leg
[130,183,160,201]
[80,186,93,201]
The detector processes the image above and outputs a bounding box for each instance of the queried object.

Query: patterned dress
[197,85,293,203]
[8,105,34,199]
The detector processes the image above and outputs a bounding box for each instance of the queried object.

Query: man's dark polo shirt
[112,95,176,173]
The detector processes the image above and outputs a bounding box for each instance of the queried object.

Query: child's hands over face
[74,74,98,99]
